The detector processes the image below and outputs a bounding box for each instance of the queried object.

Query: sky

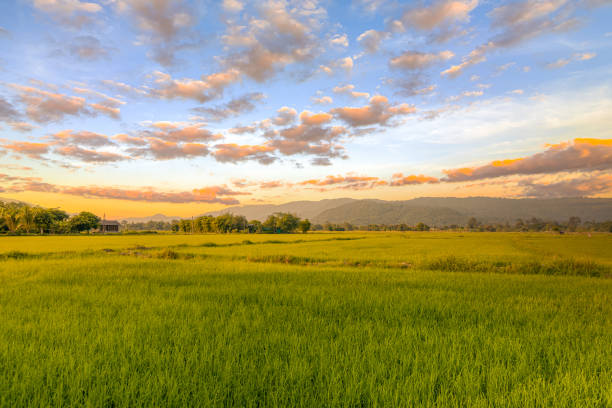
[0,0,611,218]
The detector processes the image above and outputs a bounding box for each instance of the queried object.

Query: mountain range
[4,196,611,226]
[203,197,612,226]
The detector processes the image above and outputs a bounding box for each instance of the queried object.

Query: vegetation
[0,232,610,406]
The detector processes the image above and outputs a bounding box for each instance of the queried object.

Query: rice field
[0,232,610,407]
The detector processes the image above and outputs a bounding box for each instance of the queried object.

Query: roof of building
[101,220,121,226]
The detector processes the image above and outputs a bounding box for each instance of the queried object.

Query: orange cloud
[2,141,51,159]
[212,143,276,164]
[443,138,612,182]
[331,95,416,127]
[50,130,116,147]
[299,110,333,126]
[299,175,387,190]
[142,122,223,143]
[390,50,454,70]
[2,173,246,204]
[192,92,265,122]
[400,0,478,31]
[390,173,440,186]
[56,146,129,163]
[519,173,612,198]
[149,69,240,102]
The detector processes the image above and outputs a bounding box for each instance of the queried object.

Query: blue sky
[0,0,611,217]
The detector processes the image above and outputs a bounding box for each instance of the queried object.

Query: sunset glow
[1,0,611,218]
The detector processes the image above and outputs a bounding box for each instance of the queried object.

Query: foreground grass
[0,233,611,406]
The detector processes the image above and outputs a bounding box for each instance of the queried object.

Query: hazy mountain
[314,197,612,225]
[120,214,181,223]
[204,198,356,221]
[313,200,467,226]
[199,197,612,225]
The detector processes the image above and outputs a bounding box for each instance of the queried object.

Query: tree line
[0,201,311,235]
[129,213,312,234]
[0,202,100,234]
[2,200,611,234]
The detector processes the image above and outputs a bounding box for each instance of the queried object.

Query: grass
[0,232,611,406]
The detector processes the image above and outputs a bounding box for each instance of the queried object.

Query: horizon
[1,1,611,218]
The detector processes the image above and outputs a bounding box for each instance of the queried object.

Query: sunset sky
[0,0,611,218]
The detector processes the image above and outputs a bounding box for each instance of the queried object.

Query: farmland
[0,232,611,407]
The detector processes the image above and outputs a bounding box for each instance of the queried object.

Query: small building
[100,220,120,233]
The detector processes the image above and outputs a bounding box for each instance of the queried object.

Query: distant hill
[120,214,181,223]
[313,200,467,226]
[204,198,356,221]
[198,197,612,226]
[314,197,612,225]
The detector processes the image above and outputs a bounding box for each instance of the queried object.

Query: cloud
[445,89,483,102]
[31,0,102,28]
[50,130,116,147]
[389,173,439,186]
[319,57,354,76]
[333,84,370,99]
[8,122,37,132]
[8,84,119,123]
[130,138,210,160]
[192,92,265,122]
[259,180,285,188]
[385,76,437,97]
[441,0,582,77]
[149,69,241,103]
[441,43,489,77]
[3,175,246,204]
[212,143,276,164]
[357,29,388,53]
[442,138,612,182]
[312,95,333,105]
[546,52,597,69]
[390,50,454,70]
[68,35,114,61]
[113,134,148,146]
[56,145,129,163]
[228,125,257,135]
[140,122,223,143]
[519,173,612,198]
[222,0,243,13]
[330,33,348,47]
[1,141,50,159]
[72,86,125,119]
[272,106,298,126]
[0,96,19,121]
[299,174,387,190]
[399,0,478,31]
[113,0,199,66]
[331,95,416,127]
[220,0,326,82]
[299,110,332,126]
[311,157,332,166]
[100,79,148,97]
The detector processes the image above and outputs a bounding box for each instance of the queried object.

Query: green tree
[1,205,20,233]
[416,222,430,231]
[69,212,100,233]
[19,206,36,233]
[263,214,278,233]
[467,217,478,230]
[215,213,233,233]
[298,219,311,233]
[276,213,300,233]
[249,220,263,233]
